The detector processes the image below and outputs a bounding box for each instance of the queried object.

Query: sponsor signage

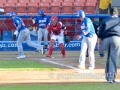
[0,41,98,51]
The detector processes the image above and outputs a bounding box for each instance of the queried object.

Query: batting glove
[14,30,18,36]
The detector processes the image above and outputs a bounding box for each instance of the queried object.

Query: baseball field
[0,51,120,90]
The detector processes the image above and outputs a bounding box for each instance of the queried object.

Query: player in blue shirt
[9,12,42,59]
[76,10,97,70]
[32,10,50,54]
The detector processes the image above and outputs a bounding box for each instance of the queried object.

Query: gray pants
[79,34,97,67]
[37,28,48,46]
[99,41,105,55]
[103,36,120,81]
[17,28,42,56]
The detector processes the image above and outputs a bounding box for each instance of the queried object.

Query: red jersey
[47,22,66,35]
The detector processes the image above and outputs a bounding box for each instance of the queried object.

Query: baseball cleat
[17,55,25,59]
[52,56,54,59]
[78,65,86,69]
[35,50,41,52]
[86,54,89,57]
[108,80,115,83]
[100,54,105,58]
[62,55,66,58]
[88,65,94,70]
[41,46,46,55]
[46,54,51,58]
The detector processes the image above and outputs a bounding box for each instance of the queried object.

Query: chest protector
[49,22,61,35]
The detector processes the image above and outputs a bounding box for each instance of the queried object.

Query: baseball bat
[2,21,16,41]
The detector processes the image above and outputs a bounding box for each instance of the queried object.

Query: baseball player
[9,12,42,59]
[32,10,50,54]
[46,16,67,58]
[76,10,97,70]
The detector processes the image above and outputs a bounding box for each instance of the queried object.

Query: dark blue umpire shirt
[98,16,120,40]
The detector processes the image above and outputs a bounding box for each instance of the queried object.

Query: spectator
[99,0,112,22]
[98,0,112,57]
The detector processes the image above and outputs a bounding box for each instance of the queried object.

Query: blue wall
[0,41,98,51]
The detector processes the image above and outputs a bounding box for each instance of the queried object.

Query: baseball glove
[64,35,70,43]
[13,34,16,41]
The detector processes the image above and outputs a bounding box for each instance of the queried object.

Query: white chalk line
[41,58,80,72]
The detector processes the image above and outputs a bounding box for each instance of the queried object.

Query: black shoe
[44,45,48,49]
[100,54,105,58]
[108,80,116,83]
[41,46,46,55]
[86,54,89,57]
[36,50,41,52]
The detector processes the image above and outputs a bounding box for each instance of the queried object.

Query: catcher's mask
[50,16,58,26]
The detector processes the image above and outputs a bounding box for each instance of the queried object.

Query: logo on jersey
[16,20,20,24]
[38,18,47,23]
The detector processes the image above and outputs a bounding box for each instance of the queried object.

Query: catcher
[46,16,68,58]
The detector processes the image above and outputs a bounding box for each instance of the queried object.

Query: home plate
[115,79,120,83]
[78,70,93,73]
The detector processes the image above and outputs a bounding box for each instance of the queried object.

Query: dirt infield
[0,51,120,84]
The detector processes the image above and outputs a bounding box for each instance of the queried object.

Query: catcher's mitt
[64,35,70,43]
[12,34,16,41]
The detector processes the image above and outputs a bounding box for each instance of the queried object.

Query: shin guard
[47,39,55,56]
[59,43,65,56]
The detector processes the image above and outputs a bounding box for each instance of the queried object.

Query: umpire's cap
[110,7,119,15]
[9,12,16,16]
[38,10,44,15]
[77,10,85,18]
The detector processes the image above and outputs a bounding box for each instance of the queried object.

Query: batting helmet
[9,12,16,16]
[38,10,44,15]
[77,10,85,18]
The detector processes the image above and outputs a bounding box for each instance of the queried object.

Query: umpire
[98,7,120,83]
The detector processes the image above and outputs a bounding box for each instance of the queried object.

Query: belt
[85,34,95,38]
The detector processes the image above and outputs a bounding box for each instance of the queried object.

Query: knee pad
[59,43,64,49]
[49,39,55,47]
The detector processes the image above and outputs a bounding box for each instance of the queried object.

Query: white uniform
[78,17,97,69]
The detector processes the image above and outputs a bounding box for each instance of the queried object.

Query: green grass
[0,60,59,71]
[0,83,120,90]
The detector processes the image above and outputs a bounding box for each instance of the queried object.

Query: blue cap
[38,10,44,15]
[9,12,16,16]
[77,10,85,18]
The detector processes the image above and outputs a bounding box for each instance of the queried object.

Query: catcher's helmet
[51,16,58,21]
[9,12,16,16]
[77,10,85,18]
[38,10,44,15]
[50,16,58,25]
